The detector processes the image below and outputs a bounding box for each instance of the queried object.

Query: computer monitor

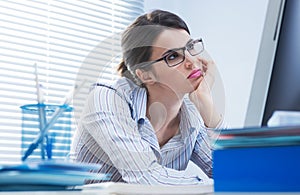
[245,0,300,127]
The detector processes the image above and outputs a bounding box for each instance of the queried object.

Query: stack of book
[0,160,108,191]
[213,125,300,192]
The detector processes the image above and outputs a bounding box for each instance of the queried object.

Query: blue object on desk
[213,126,300,192]
[0,161,110,191]
[20,104,73,161]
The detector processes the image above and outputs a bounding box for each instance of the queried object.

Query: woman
[71,9,226,185]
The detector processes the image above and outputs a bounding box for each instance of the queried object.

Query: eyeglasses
[142,38,204,68]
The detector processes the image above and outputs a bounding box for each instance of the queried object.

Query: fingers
[196,56,217,89]
[197,58,214,77]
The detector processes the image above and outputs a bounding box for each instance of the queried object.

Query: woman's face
[148,29,204,96]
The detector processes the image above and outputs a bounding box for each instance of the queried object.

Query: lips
[187,69,202,79]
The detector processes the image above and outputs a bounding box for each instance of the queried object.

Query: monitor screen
[262,0,300,125]
[245,0,300,127]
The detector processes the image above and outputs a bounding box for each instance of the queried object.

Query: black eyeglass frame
[140,38,204,68]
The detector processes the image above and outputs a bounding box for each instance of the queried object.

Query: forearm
[190,92,222,128]
[121,163,203,185]
[85,116,204,185]
[190,54,224,128]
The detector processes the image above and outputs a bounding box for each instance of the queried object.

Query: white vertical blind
[0,0,144,164]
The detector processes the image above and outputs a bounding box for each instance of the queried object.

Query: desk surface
[1,191,300,195]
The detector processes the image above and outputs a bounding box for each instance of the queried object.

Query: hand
[189,52,222,128]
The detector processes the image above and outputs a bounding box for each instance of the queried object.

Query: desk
[1,191,300,195]
[0,182,213,195]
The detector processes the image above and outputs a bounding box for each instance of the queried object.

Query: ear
[135,69,156,85]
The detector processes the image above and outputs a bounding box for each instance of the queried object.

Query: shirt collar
[131,85,148,125]
[128,82,204,152]
[159,97,200,151]
[179,96,201,140]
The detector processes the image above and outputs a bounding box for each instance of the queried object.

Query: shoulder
[90,77,139,104]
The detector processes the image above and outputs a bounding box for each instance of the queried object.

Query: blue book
[0,161,110,191]
[213,126,300,192]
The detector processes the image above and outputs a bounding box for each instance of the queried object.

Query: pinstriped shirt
[71,77,226,185]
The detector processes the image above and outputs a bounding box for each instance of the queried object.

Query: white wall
[144,0,269,128]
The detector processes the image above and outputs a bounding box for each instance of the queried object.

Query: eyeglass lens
[165,40,203,67]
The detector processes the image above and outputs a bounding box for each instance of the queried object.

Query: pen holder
[20,104,73,161]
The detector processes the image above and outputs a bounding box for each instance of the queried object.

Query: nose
[184,50,196,69]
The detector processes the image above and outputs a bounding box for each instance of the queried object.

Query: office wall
[144,0,269,128]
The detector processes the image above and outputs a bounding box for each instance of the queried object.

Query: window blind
[0,0,144,164]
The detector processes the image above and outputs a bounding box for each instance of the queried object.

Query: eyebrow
[160,38,193,57]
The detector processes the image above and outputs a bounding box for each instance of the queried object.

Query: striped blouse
[70,77,226,185]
